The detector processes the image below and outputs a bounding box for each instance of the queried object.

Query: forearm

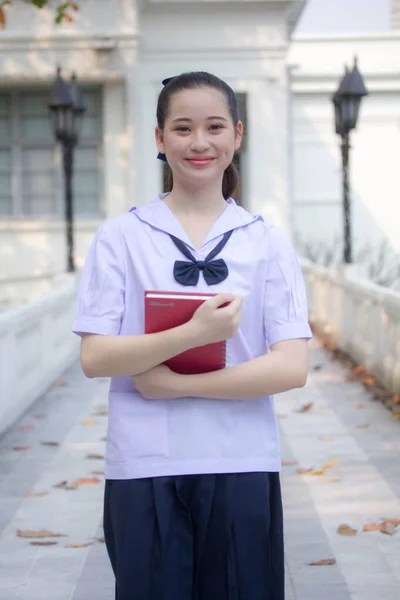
[81,323,197,378]
[175,351,308,400]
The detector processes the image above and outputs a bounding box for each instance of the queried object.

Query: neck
[164,179,228,216]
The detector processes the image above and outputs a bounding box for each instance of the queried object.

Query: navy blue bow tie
[170,230,233,286]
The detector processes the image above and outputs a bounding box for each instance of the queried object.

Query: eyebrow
[172,116,229,123]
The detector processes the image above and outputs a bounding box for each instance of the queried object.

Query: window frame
[0,86,104,220]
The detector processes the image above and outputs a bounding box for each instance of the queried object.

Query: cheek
[165,137,186,156]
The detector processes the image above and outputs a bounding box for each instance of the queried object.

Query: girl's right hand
[186,294,243,347]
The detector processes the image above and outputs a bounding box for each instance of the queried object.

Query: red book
[144,290,227,375]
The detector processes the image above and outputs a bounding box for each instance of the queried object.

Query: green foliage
[29,0,48,8]
[0,1,79,27]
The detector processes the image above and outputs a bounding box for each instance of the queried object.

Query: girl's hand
[132,364,182,399]
[186,294,243,347]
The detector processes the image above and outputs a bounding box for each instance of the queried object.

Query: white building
[0,0,399,304]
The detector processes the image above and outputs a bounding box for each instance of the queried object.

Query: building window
[0,87,103,218]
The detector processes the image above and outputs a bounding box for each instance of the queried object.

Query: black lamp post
[332,57,368,264]
[48,68,86,272]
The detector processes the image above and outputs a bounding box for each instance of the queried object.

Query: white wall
[289,33,400,256]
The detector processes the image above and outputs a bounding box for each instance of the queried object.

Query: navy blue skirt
[104,472,284,600]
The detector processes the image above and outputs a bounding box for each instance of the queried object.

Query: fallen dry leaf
[73,477,101,486]
[53,480,78,491]
[86,453,104,460]
[391,393,400,405]
[94,410,108,416]
[281,460,297,466]
[294,402,313,413]
[17,529,67,539]
[26,491,49,498]
[354,403,365,409]
[308,558,336,566]
[96,536,105,543]
[380,522,397,536]
[309,459,339,476]
[392,414,400,421]
[54,379,68,387]
[296,467,314,475]
[65,542,93,548]
[13,446,30,451]
[381,518,400,526]
[30,541,58,546]
[18,425,33,431]
[362,523,381,532]
[80,418,97,426]
[337,524,357,536]
[363,519,400,534]
[352,365,367,375]
[40,441,59,447]
[362,375,376,387]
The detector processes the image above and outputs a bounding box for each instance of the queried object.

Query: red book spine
[144,291,226,375]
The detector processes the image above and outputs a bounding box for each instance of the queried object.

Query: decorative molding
[0,34,139,52]
[140,47,288,63]
[292,31,400,42]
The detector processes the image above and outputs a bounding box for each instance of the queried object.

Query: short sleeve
[264,226,312,347]
[72,221,125,337]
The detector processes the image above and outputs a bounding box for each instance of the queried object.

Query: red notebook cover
[144,290,227,375]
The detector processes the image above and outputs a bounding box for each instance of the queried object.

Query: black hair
[156,71,241,200]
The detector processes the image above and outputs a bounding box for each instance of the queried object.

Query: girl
[73,71,312,600]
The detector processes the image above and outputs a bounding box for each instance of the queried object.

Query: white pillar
[103,81,129,217]
[246,72,291,238]
[120,41,140,207]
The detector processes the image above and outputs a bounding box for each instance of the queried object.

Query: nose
[190,130,210,152]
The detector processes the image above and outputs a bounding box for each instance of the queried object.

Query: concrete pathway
[0,338,399,599]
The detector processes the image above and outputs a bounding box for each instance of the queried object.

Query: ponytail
[222,161,239,200]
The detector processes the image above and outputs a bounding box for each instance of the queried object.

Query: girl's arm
[80,294,242,378]
[81,325,197,378]
[177,339,308,399]
[132,339,308,400]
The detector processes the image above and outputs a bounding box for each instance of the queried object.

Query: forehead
[166,86,230,120]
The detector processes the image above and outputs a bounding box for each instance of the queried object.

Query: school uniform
[72,194,312,600]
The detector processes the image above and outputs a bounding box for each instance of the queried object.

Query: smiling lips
[186,157,215,167]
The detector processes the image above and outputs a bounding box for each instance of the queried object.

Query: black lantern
[332,57,368,264]
[48,68,86,272]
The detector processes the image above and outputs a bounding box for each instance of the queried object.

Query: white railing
[301,260,400,394]
[0,275,80,437]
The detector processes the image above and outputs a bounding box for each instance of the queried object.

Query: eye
[210,124,223,131]
[175,126,190,132]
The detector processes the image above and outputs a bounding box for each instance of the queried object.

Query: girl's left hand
[131,364,183,400]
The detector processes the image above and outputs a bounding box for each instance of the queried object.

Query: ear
[234,121,244,152]
[155,127,165,154]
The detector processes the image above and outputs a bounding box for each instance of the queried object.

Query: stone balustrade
[302,260,400,394]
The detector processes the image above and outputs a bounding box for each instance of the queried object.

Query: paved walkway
[0,338,399,600]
